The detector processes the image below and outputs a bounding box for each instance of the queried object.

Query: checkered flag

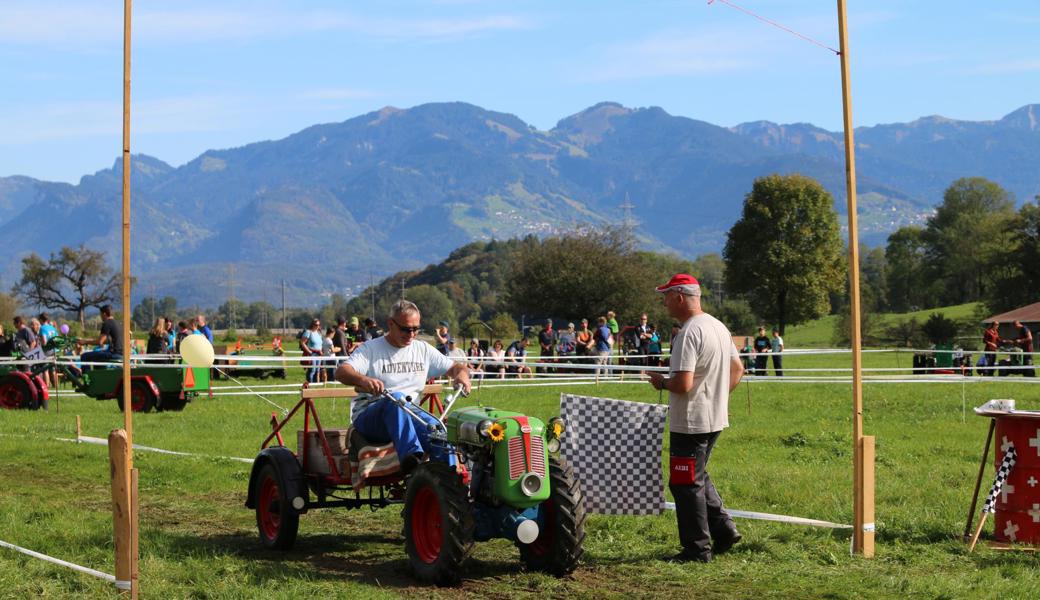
[560,394,668,515]
[982,444,1017,514]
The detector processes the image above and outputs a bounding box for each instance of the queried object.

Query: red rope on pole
[708,0,840,55]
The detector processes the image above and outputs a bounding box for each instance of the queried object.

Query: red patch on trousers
[669,456,696,486]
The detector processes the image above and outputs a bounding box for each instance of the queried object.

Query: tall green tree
[986,198,1040,313]
[132,295,178,329]
[885,226,930,312]
[723,174,845,334]
[922,177,1016,304]
[14,245,128,330]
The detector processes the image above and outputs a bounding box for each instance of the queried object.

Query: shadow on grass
[156,530,526,589]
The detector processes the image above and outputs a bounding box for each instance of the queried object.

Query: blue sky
[2,1,1038,183]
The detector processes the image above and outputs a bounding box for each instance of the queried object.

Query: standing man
[80,305,123,371]
[647,274,743,563]
[335,300,471,474]
[983,321,1001,376]
[298,318,323,383]
[333,317,350,359]
[538,319,556,367]
[637,313,652,366]
[593,316,613,377]
[753,326,770,376]
[196,314,214,343]
[770,329,784,377]
[1013,320,1034,377]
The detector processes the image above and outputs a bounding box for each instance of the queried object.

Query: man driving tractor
[335,300,471,474]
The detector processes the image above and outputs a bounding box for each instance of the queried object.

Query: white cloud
[0,4,532,46]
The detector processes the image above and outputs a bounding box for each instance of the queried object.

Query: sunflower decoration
[488,422,506,443]
[552,421,564,438]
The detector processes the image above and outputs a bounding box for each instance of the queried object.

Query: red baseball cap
[655,273,701,296]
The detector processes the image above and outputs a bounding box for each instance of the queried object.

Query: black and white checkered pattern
[983,444,1017,514]
[561,393,668,515]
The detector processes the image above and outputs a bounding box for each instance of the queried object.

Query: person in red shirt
[983,321,1002,376]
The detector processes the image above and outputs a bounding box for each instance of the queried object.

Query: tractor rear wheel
[30,375,48,411]
[0,373,36,410]
[518,456,586,576]
[254,463,299,550]
[117,380,156,413]
[403,462,474,586]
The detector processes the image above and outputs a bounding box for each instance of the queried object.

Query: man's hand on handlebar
[356,377,385,395]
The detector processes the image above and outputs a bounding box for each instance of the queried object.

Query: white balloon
[180,334,214,368]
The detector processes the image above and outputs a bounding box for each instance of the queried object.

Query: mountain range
[1,101,1038,307]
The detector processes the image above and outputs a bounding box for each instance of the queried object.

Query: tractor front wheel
[117,380,156,413]
[253,463,300,550]
[159,392,187,412]
[403,462,474,586]
[518,456,586,576]
[0,374,36,410]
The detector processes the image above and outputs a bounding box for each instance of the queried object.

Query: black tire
[159,392,188,411]
[0,374,36,410]
[519,456,586,576]
[403,462,474,586]
[253,462,300,550]
[117,380,156,413]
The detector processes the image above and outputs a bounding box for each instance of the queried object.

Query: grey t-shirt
[668,312,738,434]
[345,337,454,422]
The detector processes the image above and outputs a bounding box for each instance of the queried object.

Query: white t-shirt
[668,312,739,434]
[345,337,454,421]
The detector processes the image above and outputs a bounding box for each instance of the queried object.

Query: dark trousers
[669,430,735,558]
[754,354,768,375]
[80,350,121,372]
[772,353,783,376]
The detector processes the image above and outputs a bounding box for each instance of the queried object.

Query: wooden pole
[76,415,82,441]
[836,0,872,556]
[109,430,132,593]
[964,418,996,540]
[130,468,139,599]
[860,435,875,557]
[121,0,134,457]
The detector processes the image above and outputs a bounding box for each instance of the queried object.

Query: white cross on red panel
[1030,428,1040,456]
[1029,476,1038,488]
[1001,483,1016,504]
[1004,519,1020,542]
[1002,435,1013,453]
[1030,503,1040,523]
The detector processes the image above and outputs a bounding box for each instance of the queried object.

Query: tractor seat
[347,427,402,488]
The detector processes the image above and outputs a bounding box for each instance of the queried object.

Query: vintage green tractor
[246,387,587,585]
[0,335,209,412]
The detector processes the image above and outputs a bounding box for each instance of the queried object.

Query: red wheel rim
[258,476,281,541]
[0,382,22,409]
[526,499,556,556]
[411,486,442,563]
[130,386,147,412]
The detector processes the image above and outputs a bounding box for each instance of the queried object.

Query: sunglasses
[391,318,421,334]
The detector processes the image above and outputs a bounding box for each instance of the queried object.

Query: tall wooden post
[109,430,132,594]
[121,0,134,453]
[837,0,874,557]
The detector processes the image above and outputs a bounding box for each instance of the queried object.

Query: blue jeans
[353,397,439,459]
[80,350,121,372]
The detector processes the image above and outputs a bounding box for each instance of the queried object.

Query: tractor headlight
[548,417,565,439]
[478,419,493,438]
[520,473,543,497]
[546,437,561,453]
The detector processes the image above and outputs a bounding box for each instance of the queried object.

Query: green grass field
[4,365,1040,599]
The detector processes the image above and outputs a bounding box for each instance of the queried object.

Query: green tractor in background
[0,335,209,412]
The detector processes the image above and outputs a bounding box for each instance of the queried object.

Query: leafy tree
[690,253,725,299]
[922,177,1016,305]
[921,312,958,345]
[986,199,1040,313]
[506,228,636,323]
[723,174,845,334]
[885,226,930,312]
[885,317,924,348]
[246,301,278,333]
[0,292,19,328]
[860,245,888,312]
[132,295,178,329]
[215,299,248,329]
[14,245,129,330]
[487,312,520,343]
[710,298,758,336]
[833,306,882,347]
[404,285,456,335]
